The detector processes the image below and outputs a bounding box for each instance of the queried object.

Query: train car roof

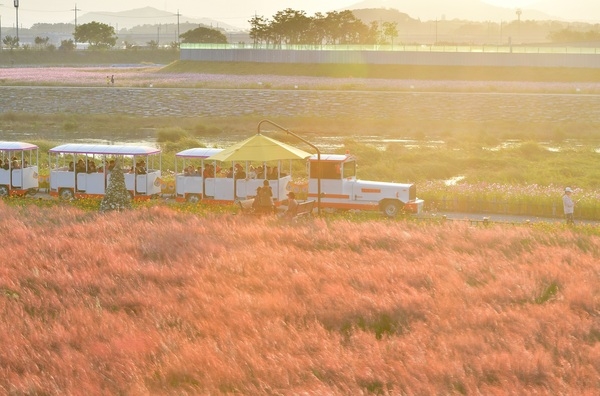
[176,147,224,158]
[308,154,355,162]
[49,143,161,156]
[0,141,39,151]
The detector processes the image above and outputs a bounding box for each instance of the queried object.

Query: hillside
[1,202,599,394]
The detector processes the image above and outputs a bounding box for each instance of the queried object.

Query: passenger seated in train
[256,165,265,179]
[267,166,279,180]
[2,159,9,170]
[203,164,215,178]
[234,164,246,179]
[107,160,116,171]
[87,160,96,173]
[248,165,257,179]
[75,159,85,173]
[11,157,20,169]
[135,160,147,175]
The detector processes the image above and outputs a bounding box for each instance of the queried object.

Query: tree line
[249,9,398,46]
[3,7,600,50]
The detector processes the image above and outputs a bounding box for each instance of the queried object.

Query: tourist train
[0,136,423,217]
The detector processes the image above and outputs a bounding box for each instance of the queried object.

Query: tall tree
[180,26,227,44]
[249,15,271,45]
[271,8,311,45]
[382,21,399,46]
[74,21,117,49]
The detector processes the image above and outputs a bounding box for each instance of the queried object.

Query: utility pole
[176,9,181,45]
[516,9,522,43]
[71,3,81,29]
[13,0,18,44]
[0,3,3,51]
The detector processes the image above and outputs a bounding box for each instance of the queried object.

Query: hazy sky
[2,0,541,28]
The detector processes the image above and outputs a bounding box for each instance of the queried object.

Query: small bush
[63,120,78,132]
[157,127,188,142]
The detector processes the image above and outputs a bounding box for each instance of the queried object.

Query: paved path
[420,211,599,226]
[1,86,599,123]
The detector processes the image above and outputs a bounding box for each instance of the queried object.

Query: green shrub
[63,120,78,132]
[157,127,188,142]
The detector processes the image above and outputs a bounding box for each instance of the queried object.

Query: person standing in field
[257,179,274,214]
[563,187,575,225]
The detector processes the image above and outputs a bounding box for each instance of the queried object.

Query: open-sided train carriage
[48,143,162,200]
[0,141,39,197]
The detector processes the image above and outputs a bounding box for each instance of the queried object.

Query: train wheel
[382,200,401,217]
[186,194,200,204]
[59,188,74,201]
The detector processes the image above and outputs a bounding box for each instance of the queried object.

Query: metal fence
[180,44,600,68]
[180,43,600,54]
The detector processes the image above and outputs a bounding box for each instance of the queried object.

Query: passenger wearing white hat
[562,187,575,225]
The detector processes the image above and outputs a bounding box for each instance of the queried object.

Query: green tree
[34,36,50,49]
[3,35,19,50]
[249,15,271,45]
[74,21,117,49]
[271,8,311,45]
[382,21,399,46]
[180,26,227,44]
[59,39,76,51]
[548,28,600,43]
[100,160,132,213]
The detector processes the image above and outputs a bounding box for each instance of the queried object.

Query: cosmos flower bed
[2,66,599,93]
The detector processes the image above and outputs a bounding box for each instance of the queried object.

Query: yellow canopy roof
[207,134,312,162]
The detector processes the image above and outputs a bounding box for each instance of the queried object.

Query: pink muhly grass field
[0,201,599,394]
[3,66,600,92]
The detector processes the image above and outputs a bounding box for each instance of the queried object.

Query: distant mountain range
[77,7,242,32]
[345,0,565,22]
[76,1,599,33]
[345,0,599,23]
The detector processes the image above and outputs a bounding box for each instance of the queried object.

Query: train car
[307,153,424,217]
[0,141,39,197]
[174,147,223,203]
[175,147,295,204]
[48,143,162,200]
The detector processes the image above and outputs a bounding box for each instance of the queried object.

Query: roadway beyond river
[1,86,599,123]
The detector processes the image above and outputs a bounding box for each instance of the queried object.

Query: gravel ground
[1,86,599,124]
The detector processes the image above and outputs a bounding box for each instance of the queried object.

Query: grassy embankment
[165,59,600,83]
